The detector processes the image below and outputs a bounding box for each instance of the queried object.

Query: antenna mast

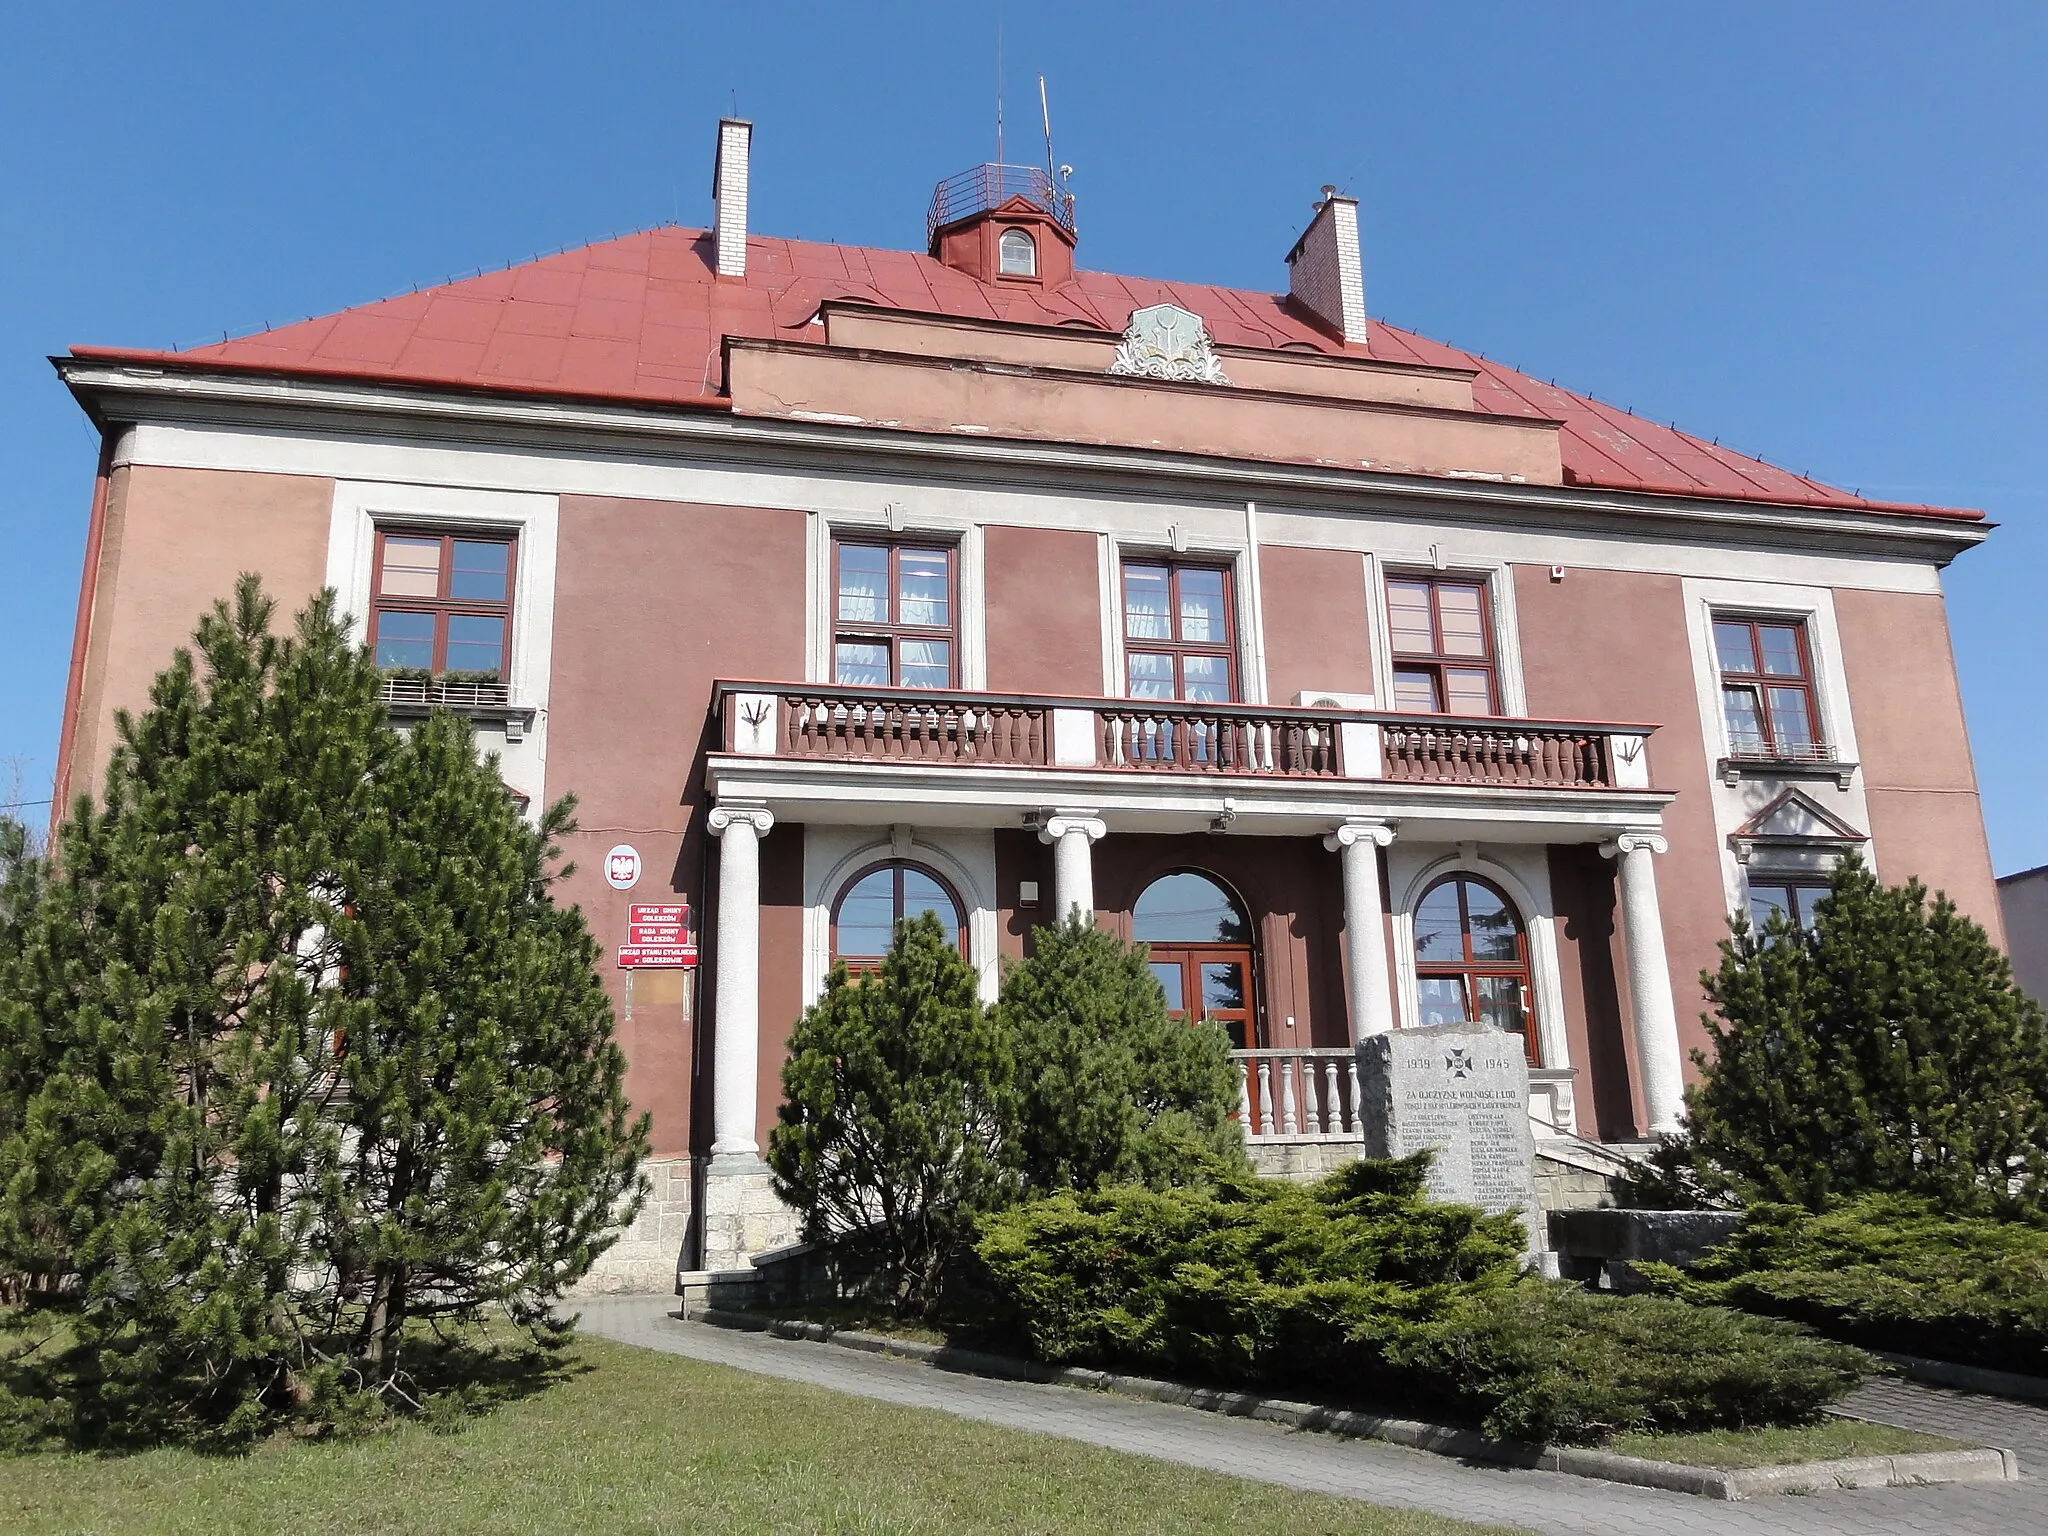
[996,25,1004,165]
[1038,74,1054,182]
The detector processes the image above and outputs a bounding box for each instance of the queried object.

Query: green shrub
[1656,856,2048,1217]
[769,912,1019,1317]
[977,1159,1869,1445]
[1644,1194,2048,1375]
[995,915,1245,1195]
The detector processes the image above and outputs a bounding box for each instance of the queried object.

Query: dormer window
[998,228,1037,277]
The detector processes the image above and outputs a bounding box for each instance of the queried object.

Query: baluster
[1346,1061,1363,1135]
[1279,1058,1299,1135]
[1256,1060,1274,1136]
[1324,1060,1342,1136]
[1236,1060,1252,1128]
[1301,1058,1322,1134]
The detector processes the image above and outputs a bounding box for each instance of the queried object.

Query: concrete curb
[1878,1350,2048,1404]
[692,1307,2019,1501]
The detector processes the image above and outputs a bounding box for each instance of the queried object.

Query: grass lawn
[0,1331,1518,1536]
[1609,1417,1965,1470]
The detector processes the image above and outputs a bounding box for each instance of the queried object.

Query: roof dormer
[927,166,1077,288]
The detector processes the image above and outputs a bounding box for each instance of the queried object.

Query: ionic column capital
[1038,811,1106,845]
[1323,819,1396,853]
[1600,831,1668,859]
[708,802,775,838]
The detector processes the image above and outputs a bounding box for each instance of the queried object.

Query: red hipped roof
[71,225,1977,521]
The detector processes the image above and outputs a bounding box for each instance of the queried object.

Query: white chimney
[1286,186,1367,346]
[712,117,753,278]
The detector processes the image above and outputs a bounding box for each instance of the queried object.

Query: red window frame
[1120,559,1238,703]
[828,860,969,972]
[832,540,959,690]
[1412,874,1541,1065]
[370,529,517,677]
[1385,575,1498,715]
[1713,615,1824,760]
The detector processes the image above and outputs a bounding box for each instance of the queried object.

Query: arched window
[998,227,1037,277]
[1133,871,1254,1048]
[831,861,966,969]
[1411,874,1539,1062]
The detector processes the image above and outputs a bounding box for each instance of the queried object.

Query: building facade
[51,121,2000,1285]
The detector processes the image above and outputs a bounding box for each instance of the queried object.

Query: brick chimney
[1286,187,1367,346]
[712,118,752,278]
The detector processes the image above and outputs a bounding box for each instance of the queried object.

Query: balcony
[717,681,1650,791]
[379,674,536,738]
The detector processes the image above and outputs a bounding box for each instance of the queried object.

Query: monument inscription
[1357,1021,1538,1246]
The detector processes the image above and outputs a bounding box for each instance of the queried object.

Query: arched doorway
[1133,870,1257,1048]
[1411,872,1540,1064]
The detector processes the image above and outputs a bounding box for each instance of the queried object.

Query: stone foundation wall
[700,1154,802,1273]
[1247,1139,1373,1181]
[568,1156,696,1296]
[1531,1154,1619,1215]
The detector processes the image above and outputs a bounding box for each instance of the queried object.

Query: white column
[1323,819,1397,1042]
[1038,811,1106,923]
[707,802,774,1157]
[1600,831,1687,1136]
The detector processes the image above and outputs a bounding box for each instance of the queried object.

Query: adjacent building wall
[1259,543,1374,705]
[1511,564,1727,1132]
[1832,587,2003,940]
[982,525,1102,694]
[65,464,334,803]
[547,495,809,1158]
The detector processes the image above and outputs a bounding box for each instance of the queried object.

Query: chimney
[712,117,753,278]
[1286,186,1367,346]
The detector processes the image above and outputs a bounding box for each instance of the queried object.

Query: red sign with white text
[618,902,692,967]
[617,943,698,969]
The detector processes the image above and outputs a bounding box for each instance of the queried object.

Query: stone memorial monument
[1357,1021,1541,1253]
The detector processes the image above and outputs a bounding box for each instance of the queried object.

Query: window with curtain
[1411,874,1539,1063]
[1386,576,1496,715]
[830,861,966,969]
[371,530,516,678]
[1714,615,1823,760]
[833,540,956,689]
[1121,560,1236,702]
[998,227,1037,276]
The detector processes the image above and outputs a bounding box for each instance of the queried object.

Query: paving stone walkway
[577,1294,2048,1536]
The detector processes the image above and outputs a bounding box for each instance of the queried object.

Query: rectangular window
[833,540,956,689]
[1747,879,1825,933]
[1714,616,1823,759]
[1121,560,1236,703]
[1386,575,1497,714]
[371,530,516,677]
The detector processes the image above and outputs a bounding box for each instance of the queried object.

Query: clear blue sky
[4,4,2044,869]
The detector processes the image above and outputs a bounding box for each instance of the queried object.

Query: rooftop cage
[927,163,1076,246]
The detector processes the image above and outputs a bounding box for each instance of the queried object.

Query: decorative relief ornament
[1108,303,1231,385]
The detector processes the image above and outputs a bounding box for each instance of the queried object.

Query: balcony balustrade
[718,681,1653,791]
[1231,1048,1580,1143]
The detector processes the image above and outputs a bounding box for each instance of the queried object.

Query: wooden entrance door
[1147,946,1257,1049]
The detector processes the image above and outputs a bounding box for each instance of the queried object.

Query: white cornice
[53,358,1989,564]
[703,751,1674,841]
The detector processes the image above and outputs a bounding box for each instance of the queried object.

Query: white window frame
[1100,536,1261,704]
[1367,551,1528,717]
[808,512,984,690]
[1386,844,1571,1075]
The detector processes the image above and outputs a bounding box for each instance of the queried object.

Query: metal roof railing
[927,163,1075,246]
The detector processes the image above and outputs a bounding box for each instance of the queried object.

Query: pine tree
[1671,855,2048,1216]
[768,912,1016,1315]
[993,914,1245,1194]
[329,711,647,1372]
[0,576,647,1441]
